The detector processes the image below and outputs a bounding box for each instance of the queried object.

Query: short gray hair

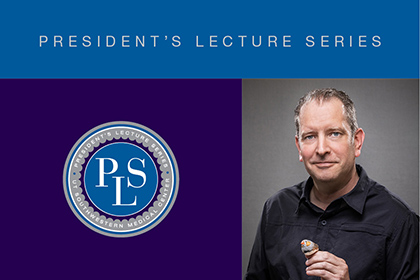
[294,88,359,137]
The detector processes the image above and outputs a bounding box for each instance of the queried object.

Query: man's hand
[305,251,350,280]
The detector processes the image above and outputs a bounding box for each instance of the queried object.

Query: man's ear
[353,128,365,158]
[295,135,303,162]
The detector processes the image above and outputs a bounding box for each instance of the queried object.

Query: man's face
[295,98,363,186]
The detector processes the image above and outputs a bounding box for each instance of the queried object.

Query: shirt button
[321,220,327,226]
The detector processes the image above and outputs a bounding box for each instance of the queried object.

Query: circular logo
[63,121,179,237]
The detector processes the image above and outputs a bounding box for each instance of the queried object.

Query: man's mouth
[312,161,336,168]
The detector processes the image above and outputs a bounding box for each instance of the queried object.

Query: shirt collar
[297,164,370,215]
[342,164,370,215]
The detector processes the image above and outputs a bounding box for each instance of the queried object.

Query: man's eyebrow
[327,127,346,131]
[326,126,349,134]
[301,130,314,135]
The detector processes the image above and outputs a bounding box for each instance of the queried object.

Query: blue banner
[1,1,418,78]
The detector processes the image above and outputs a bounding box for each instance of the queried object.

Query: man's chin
[307,168,337,183]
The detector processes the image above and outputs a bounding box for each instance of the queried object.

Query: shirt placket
[315,214,329,250]
[314,201,343,253]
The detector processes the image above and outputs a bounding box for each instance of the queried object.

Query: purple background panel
[2,79,242,279]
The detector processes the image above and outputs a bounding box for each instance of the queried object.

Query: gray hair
[294,88,359,137]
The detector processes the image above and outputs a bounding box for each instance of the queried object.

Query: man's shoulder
[358,165,417,216]
[367,179,417,217]
[264,181,305,212]
[267,181,304,200]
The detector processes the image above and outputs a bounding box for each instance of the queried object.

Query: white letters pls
[96,157,147,206]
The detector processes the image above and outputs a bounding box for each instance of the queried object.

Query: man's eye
[331,132,341,137]
[304,135,314,140]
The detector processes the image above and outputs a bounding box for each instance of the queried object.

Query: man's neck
[310,169,359,211]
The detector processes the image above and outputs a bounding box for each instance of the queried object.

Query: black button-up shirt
[245,165,419,279]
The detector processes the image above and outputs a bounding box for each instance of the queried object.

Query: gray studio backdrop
[242,79,419,277]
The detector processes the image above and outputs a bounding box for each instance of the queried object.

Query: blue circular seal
[63,121,179,237]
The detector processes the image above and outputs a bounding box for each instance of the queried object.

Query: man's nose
[316,135,330,156]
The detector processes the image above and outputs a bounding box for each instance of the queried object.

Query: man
[245,88,419,279]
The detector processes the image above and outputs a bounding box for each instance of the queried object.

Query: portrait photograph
[242,79,419,279]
